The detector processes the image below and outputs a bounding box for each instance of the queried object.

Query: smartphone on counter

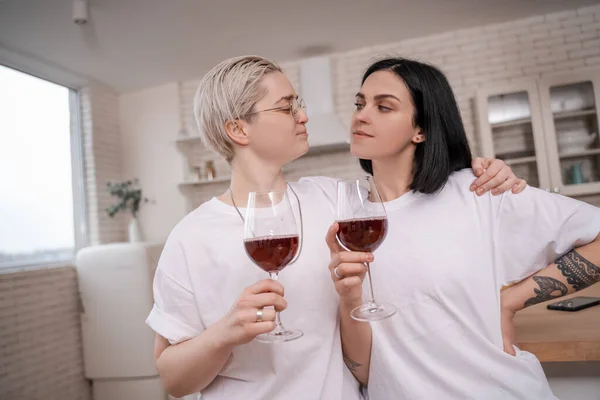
[547,296,600,312]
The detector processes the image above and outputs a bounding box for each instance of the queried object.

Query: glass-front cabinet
[476,71,600,197]
[539,75,600,196]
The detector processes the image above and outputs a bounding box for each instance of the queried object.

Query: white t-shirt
[146,177,361,400]
[364,170,600,400]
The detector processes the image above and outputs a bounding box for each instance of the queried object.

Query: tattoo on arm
[343,352,362,372]
[524,276,568,307]
[556,250,600,291]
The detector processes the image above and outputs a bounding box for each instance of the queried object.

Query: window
[0,65,86,268]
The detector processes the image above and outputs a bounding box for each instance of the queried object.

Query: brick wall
[179,4,600,207]
[0,267,91,400]
[81,85,126,244]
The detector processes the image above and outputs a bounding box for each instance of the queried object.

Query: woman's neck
[218,154,287,207]
[371,149,415,202]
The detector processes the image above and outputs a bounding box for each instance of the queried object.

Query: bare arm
[153,279,285,397]
[326,223,372,385]
[500,234,600,354]
[339,297,372,385]
[153,326,233,397]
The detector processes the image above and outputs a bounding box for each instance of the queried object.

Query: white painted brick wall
[80,85,126,244]
[177,4,600,209]
[0,267,91,400]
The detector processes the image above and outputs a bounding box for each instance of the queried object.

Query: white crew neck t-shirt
[146,177,360,400]
[364,170,600,400]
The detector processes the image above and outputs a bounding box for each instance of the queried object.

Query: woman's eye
[378,105,391,112]
[354,103,365,110]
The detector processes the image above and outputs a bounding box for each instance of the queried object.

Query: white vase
[128,216,143,243]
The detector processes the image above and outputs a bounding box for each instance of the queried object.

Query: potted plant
[105,179,149,242]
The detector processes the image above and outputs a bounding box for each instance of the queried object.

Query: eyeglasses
[246,97,306,122]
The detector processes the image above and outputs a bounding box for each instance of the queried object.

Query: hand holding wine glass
[334,176,397,322]
[243,188,303,342]
[326,223,372,308]
[216,279,287,347]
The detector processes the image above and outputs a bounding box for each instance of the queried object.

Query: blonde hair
[193,55,282,161]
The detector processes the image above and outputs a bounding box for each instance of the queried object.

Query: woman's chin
[282,140,309,164]
[297,139,309,155]
[350,144,371,159]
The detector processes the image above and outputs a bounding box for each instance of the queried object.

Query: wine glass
[336,176,397,322]
[243,189,303,342]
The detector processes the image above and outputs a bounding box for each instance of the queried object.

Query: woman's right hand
[325,222,373,307]
[215,279,286,347]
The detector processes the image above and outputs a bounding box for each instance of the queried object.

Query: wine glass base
[254,329,303,343]
[351,302,397,322]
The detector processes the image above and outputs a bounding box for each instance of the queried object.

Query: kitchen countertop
[514,284,600,362]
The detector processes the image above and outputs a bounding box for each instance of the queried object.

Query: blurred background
[1,1,600,399]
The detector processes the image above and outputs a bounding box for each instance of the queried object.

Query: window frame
[0,65,88,271]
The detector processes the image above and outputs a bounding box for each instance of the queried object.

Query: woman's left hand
[470,157,526,196]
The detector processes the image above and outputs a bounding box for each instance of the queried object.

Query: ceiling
[1,0,598,92]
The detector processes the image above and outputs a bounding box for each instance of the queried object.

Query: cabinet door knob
[553,188,560,193]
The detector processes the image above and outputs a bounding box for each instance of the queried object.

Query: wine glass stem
[269,271,284,332]
[365,262,378,305]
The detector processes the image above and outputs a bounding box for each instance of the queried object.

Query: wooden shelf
[491,117,532,129]
[553,108,596,121]
[504,156,537,166]
[178,176,231,187]
[559,148,600,159]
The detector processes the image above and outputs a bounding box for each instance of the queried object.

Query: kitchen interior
[1,1,600,399]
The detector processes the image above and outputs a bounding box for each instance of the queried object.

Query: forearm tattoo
[524,276,568,307]
[343,352,362,372]
[556,249,600,291]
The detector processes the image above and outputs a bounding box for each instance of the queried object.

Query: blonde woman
[145,56,524,399]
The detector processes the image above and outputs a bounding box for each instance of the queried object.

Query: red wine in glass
[336,176,397,322]
[244,234,299,273]
[244,188,303,342]
[337,217,387,253]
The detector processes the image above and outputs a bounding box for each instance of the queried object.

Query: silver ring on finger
[256,308,264,323]
[334,266,342,279]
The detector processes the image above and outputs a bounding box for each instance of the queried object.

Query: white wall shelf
[175,135,202,144]
[558,148,600,159]
[553,108,596,121]
[178,176,231,187]
[491,118,532,129]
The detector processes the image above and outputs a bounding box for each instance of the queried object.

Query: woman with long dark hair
[327,57,600,399]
